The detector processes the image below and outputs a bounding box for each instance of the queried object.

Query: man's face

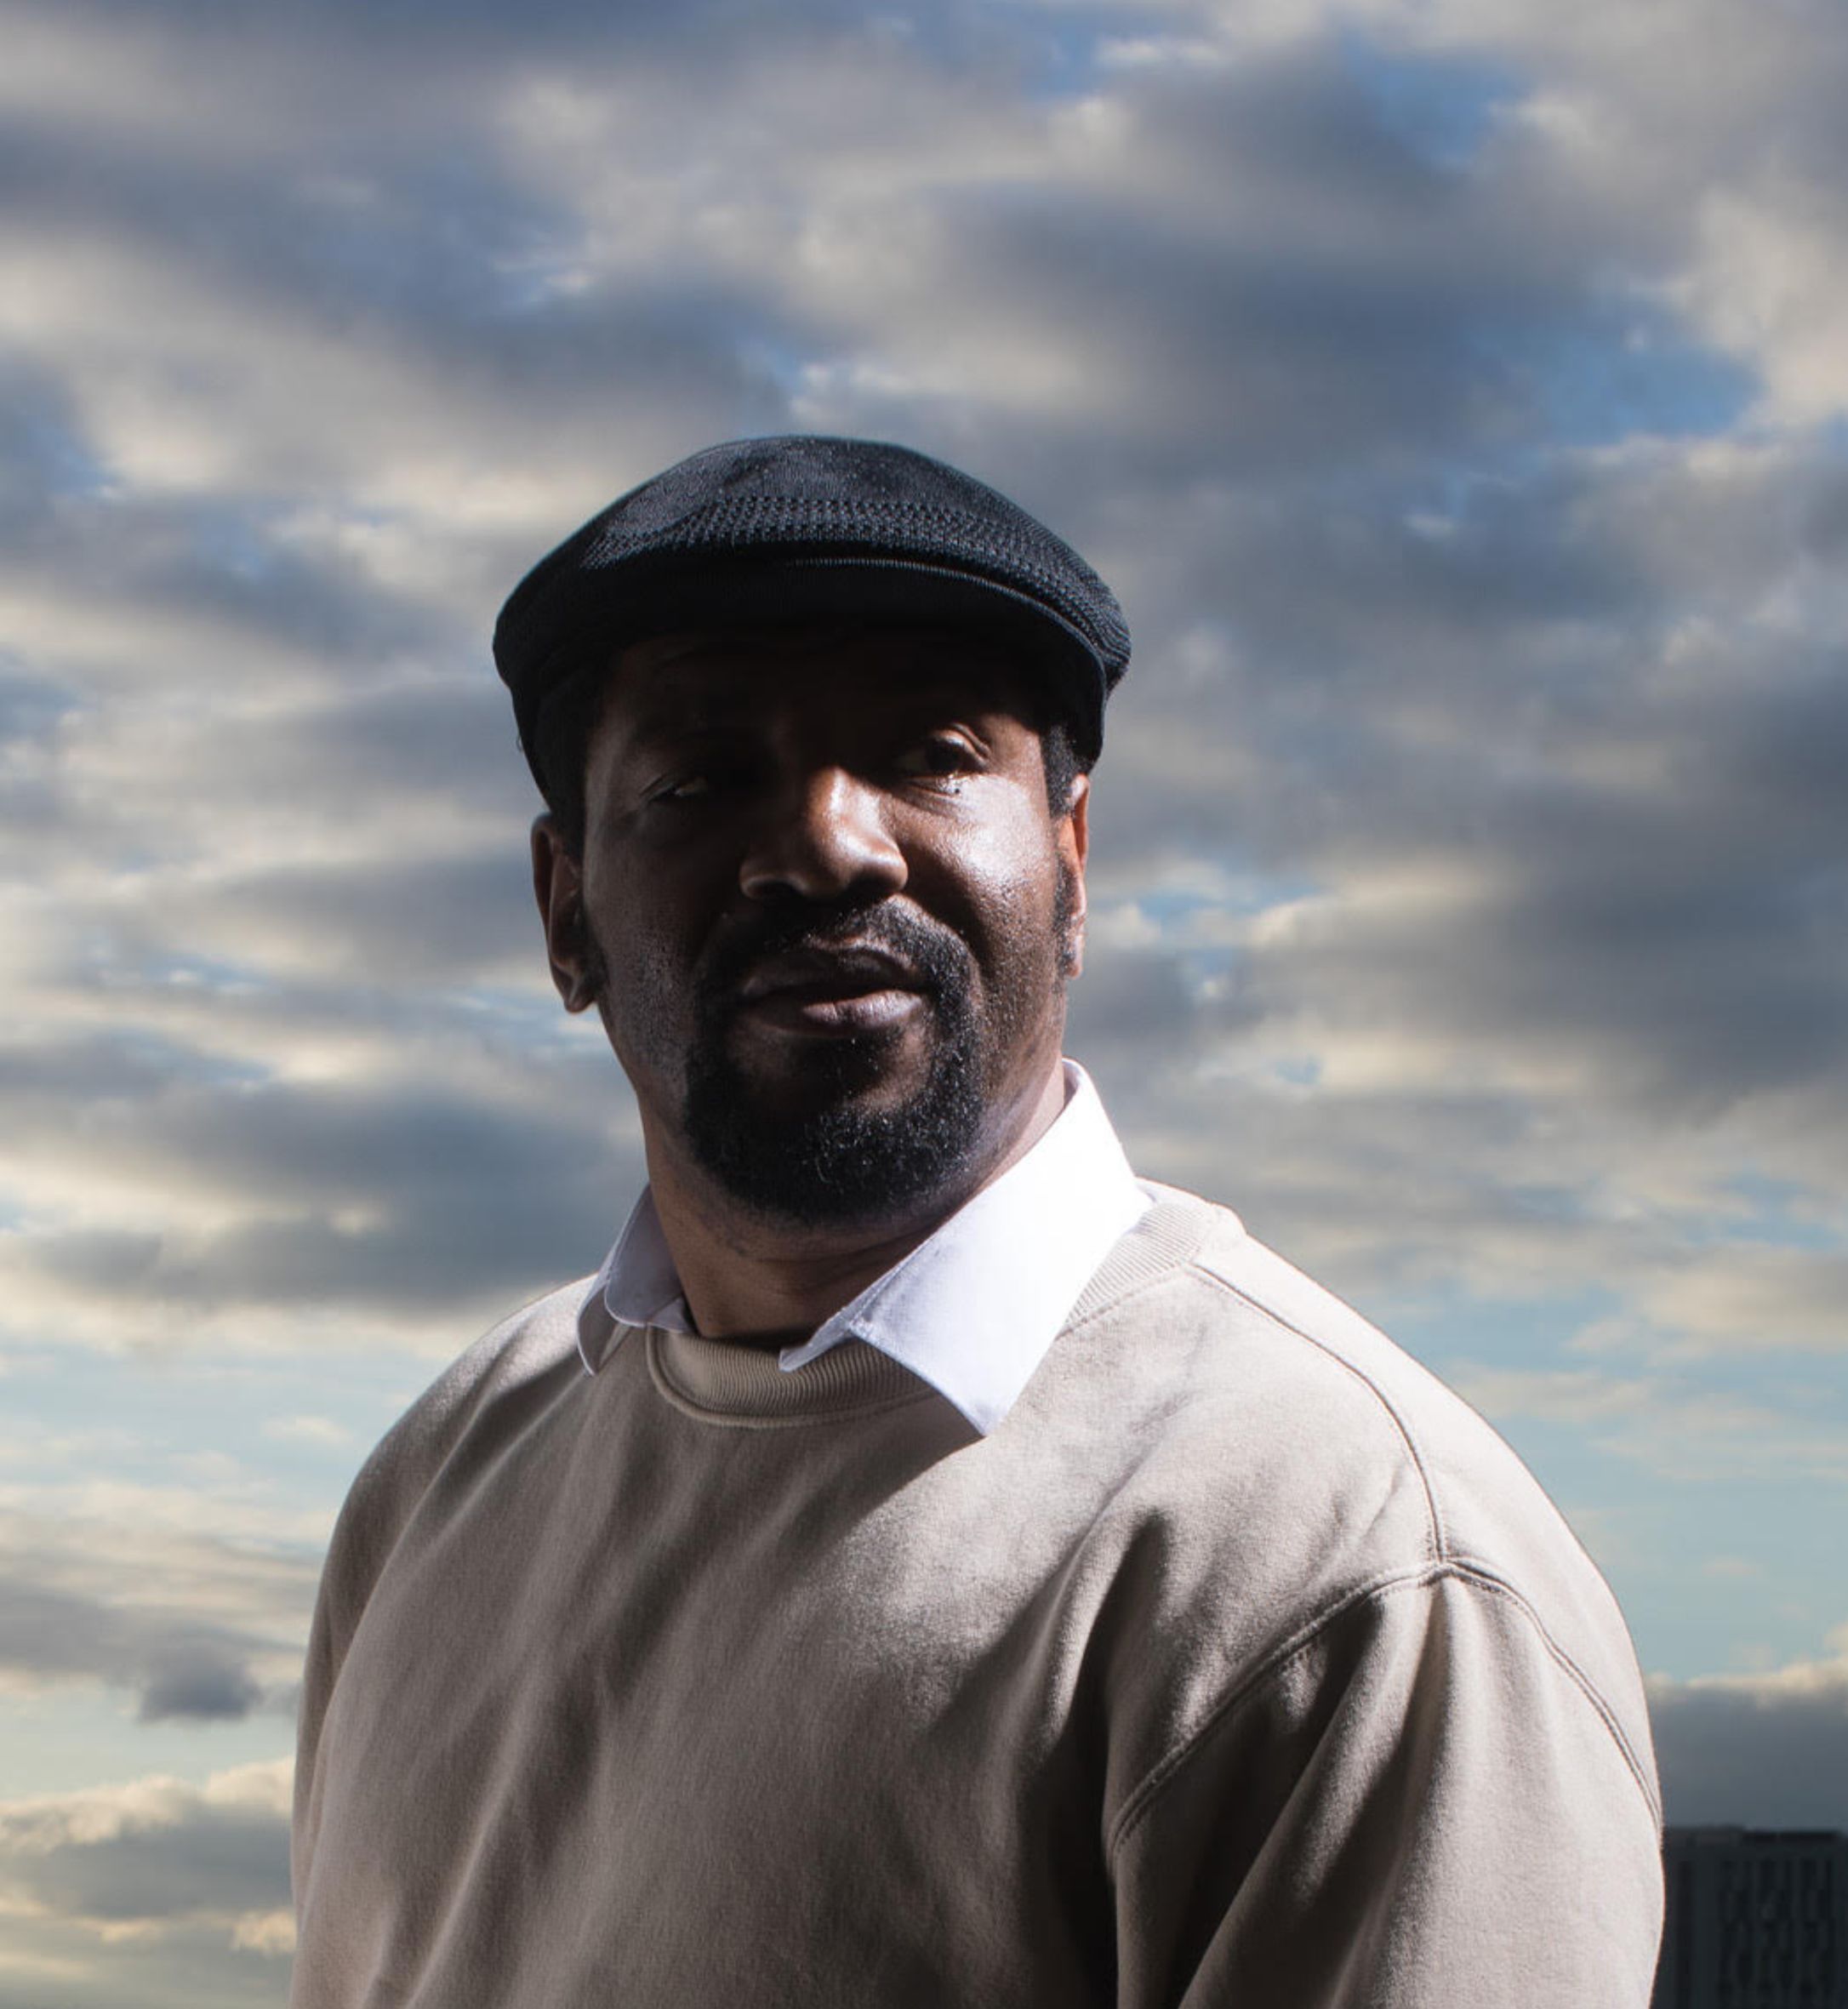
[538,625,1088,1228]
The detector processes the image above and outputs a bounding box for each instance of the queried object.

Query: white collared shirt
[576,1061,1151,1435]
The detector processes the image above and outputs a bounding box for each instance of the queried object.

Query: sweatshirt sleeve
[291,1442,397,1917]
[1108,1568,1663,2009]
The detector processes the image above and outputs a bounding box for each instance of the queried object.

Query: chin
[727,1023,934,1111]
[683,1026,989,1226]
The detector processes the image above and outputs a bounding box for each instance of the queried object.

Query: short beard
[681,903,989,1227]
[581,859,1077,1230]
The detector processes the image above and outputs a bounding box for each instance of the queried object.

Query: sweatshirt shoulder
[1092,1184,1603,1572]
[1069,1184,1656,1809]
[1171,1196,1601,1577]
[322,1278,590,1600]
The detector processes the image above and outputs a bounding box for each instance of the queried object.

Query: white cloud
[1632,1248,1848,1359]
[0,1760,294,2003]
[1449,1361,1848,1486]
[259,1417,352,1450]
[1679,185,1848,425]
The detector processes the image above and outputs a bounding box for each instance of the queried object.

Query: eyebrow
[618,693,762,748]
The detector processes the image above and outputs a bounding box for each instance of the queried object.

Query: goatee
[681,901,988,1225]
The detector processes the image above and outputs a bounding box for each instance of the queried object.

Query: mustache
[695,899,970,1016]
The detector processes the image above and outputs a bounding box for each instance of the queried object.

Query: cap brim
[510,551,1109,784]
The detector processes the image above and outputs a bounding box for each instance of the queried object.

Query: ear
[1058,771,1090,980]
[531,814,598,1013]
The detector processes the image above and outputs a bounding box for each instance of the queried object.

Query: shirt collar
[576,1061,1149,1434]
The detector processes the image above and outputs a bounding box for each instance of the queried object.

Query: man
[290,436,1663,2006]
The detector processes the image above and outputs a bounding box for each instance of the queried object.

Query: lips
[733,944,927,1036]
[739,946,921,1004]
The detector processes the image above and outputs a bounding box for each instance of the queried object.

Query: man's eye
[649,761,752,805]
[893,737,977,782]
[640,771,712,807]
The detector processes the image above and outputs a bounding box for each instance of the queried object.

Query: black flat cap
[493,434,1131,790]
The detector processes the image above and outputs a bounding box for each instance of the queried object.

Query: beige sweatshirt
[291,1188,1663,2006]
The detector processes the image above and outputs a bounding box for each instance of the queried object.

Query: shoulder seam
[1106,1561,1663,1865]
[1450,1560,1663,1824]
[1183,1256,1450,1565]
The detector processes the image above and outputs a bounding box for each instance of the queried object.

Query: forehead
[602,624,1040,741]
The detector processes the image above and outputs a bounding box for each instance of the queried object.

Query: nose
[738,765,908,905]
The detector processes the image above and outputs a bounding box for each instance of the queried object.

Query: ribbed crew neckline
[649,1329,931,1425]
[643,1192,1222,1429]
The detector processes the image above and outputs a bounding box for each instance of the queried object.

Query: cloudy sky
[3,0,1846,1997]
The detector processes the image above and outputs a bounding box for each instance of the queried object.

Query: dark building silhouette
[1654,1828,1848,2008]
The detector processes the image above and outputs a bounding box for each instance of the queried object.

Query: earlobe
[558,927,599,1013]
[532,814,597,1014]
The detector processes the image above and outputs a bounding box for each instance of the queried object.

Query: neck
[645,1061,1069,1343]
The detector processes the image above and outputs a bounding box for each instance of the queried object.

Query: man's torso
[290,1189,1661,2008]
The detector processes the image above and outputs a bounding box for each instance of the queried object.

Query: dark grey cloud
[138,1652,265,1726]
[0,8,821,546]
[785,33,1733,505]
[1081,1049,1645,1305]
[176,848,545,985]
[0,1030,262,1102]
[0,1574,286,1723]
[3,491,465,691]
[9,1804,288,1925]
[0,1761,294,2009]
[1107,466,1645,732]
[124,1187,619,1316]
[3,1018,642,1321]
[256,679,531,816]
[941,147,1585,473]
[1058,427,1848,1138]
[0,1928,289,2009]
[0,118,558,332]
[47,0,915,53]
[40,0,1078,77]
[1652,1676,1848,1829]
[11,677,538,913]
[1207,816,1848,1124]
[1067,936,1211,1060]
[0,137,802,501]
[0,0,1676,569]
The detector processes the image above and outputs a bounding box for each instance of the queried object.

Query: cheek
[936,816,1069,976]
[579,862,702,1063]
[583,831,714,963]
